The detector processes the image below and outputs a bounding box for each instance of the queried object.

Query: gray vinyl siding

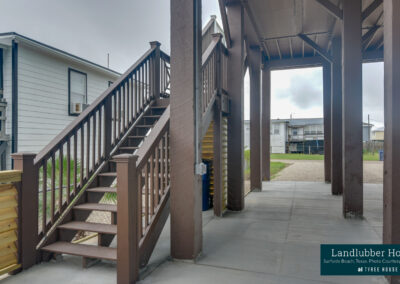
[16,44,118,155]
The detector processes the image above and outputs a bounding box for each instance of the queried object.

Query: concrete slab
[3,181,387,284]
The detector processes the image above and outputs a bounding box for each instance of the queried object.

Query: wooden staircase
[40,102,169,265]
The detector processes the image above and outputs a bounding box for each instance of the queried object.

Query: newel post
[104,97,113,158]
[12,152,38,270]
[150,41,161,99]
[114,154,139,284]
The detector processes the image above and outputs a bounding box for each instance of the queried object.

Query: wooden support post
[150,41,161,100]
[342,0,363,218]
[170,0,203,259]
[331,37,343,195]
[213,100,223,217]
[383,0,400,282]
[12,153,38,270]
[262,64,271,181]
[114,154,139,284]
[249,48,262,191]
[323,62,331,183]
[227,3,245,210]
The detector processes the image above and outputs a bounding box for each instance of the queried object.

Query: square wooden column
[323,62,331,183]
[342,0,363,218]
[262,65,271,181]
[331,37,343,195]
[249,48,262,191]
[227,3,245,210]
[170,0,203,259]
[383,1,400,283]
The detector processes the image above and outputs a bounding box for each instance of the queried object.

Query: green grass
[271,152,380,161]
[270,161,289,179]
[271,153,324,160]
[244,149,288,180]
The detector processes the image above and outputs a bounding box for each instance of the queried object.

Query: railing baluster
[138,169,142,238]
[113,93,117,144]
[145,161,149,226]
[127,78,131,125]
[74,133,77,194]
[98,108,102,162]
[58,146,63,212]
[122,83,126,131]
[165,133,169,186]
[150,153,154,215]
[92,113,96,170]
[155,144,159,206]
[80,124,84,187]
[160,137,164,194]
[67,137,71,203]
[51,153,55,224]
[86,119,90,178]
[42,160,47,233]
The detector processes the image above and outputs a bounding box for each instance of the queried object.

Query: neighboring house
[372,127,384,141]
[0,32,120,169]
[363,122,373,142]
[245,118,373,154]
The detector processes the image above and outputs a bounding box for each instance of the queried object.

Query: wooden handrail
[34,46,158,165]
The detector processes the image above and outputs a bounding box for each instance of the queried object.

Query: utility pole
[107,53,110,68]
[368,114,370,141]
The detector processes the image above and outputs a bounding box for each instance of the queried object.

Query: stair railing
[13,42,171,249]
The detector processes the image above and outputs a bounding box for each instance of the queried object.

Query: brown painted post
[323,61,331,183]
[114,154,139,284]
[261,64,271,181]
[226,2,245,210]
[12,153,38,269]
[331,37,343,195]
[383,1,400,283]
[170,0,203,259]
[249,47,262,191]
[150,41,161,100]
[342,0,363,218]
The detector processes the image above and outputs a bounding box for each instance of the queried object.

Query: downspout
[11,40,18,158]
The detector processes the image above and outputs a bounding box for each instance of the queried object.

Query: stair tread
[74,203,117,212]
[128,135,146,139]
[136,125,153,128]
[87,187,117,193]
[119,146,139,150]
[98,172,117,177]
[58,221,117,234]
[144,115,161,118]
[42,241,116,261]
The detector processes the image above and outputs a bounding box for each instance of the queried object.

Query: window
[108,81,113,87]
[292,129,298,136]
[68,68,87,115]
[273,124,280,135]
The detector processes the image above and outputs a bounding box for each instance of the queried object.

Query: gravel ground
[272,159,383,183]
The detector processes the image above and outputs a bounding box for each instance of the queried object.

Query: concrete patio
[2,181,386,284]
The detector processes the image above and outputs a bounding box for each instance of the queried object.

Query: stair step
[136,125,153,128]
[58,221,117,234]
[42,242,116,261]
[87,187,117,193]
[144,115,161,118]
[119,147,139,150]
[74,203,117,213]
[128,135,146,139]
[98,172,117,177]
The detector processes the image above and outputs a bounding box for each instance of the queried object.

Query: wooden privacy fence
[0,170,21,275]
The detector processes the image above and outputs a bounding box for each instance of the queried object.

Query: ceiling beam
[314,0,343,20]
[266,56,324,70]
[298,33,333,63]
[363,11,383,50]
[275,40,282,59]
[361,0,383,22]
[289,38,293,58]
[218,0,232,48]
[241,0,270,60]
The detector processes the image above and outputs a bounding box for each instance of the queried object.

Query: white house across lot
[244,118,373,154]
[0,32,120,169]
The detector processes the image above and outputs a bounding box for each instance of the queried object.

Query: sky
[0,0,384,128]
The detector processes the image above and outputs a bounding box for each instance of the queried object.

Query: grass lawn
[270,161,289,179]
[271,152,380,161]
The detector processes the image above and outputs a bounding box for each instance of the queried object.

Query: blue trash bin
[202,160,211,211]
[379,150,384,161]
